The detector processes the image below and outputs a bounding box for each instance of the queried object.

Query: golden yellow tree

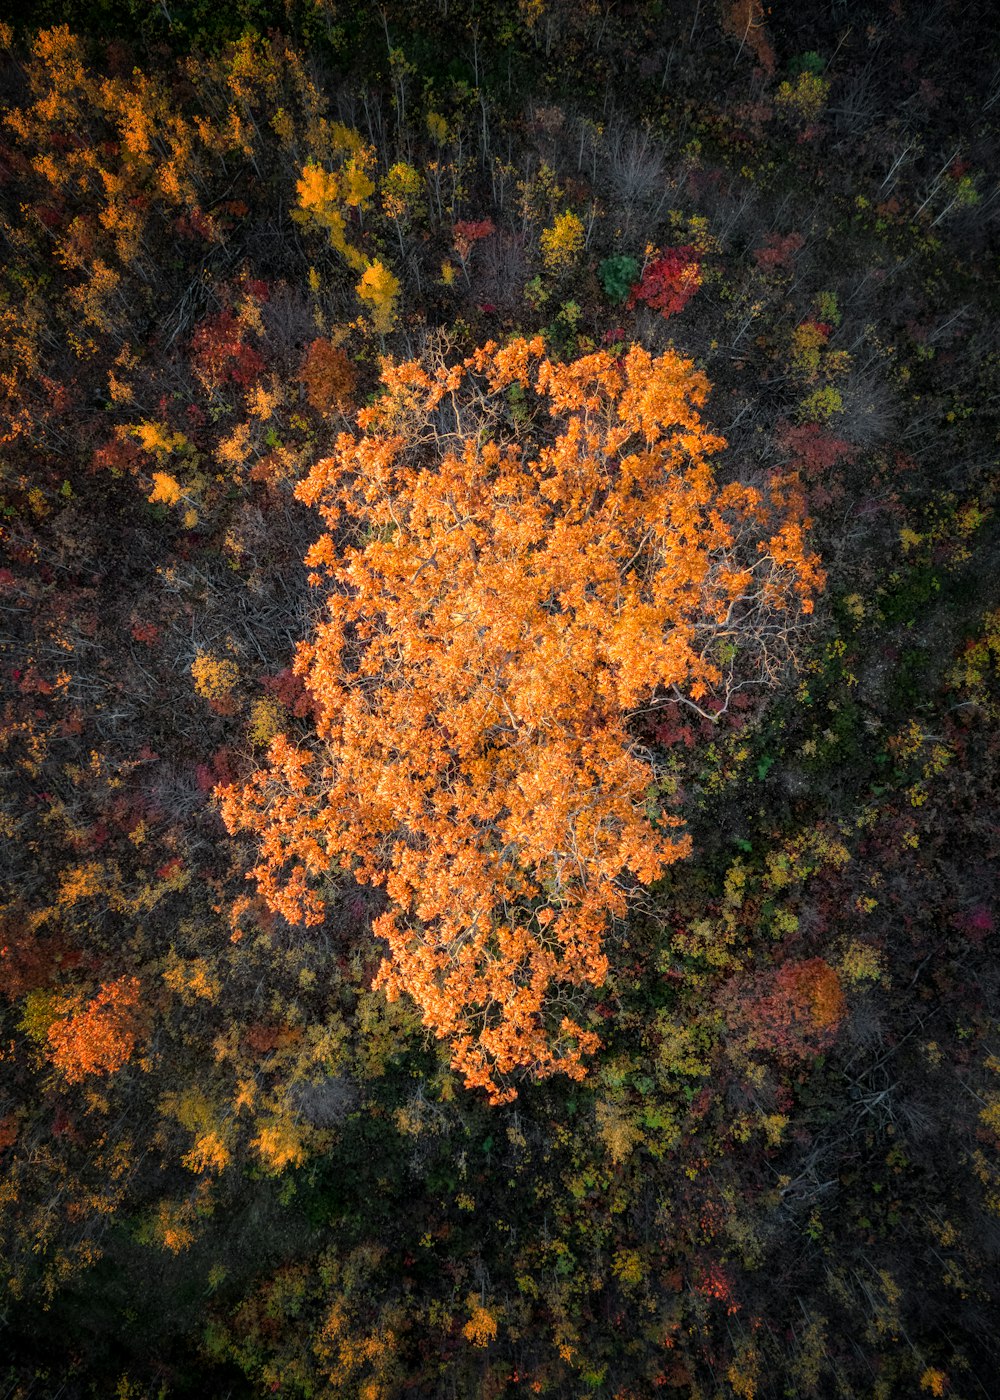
[221,337,822,1101]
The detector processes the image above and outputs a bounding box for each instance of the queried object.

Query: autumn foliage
[2,9,997,1393]
[299,339,358,415]
[221,337,822,1101]
[47,976,143,1082]
[747,957,848,1062]
[628,246,702,319]
[190,311,265,390]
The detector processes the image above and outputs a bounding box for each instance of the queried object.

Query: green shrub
[598,254,639,304]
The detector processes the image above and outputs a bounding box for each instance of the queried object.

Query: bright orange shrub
[220,337,823,1101]
[47,975,143,1082]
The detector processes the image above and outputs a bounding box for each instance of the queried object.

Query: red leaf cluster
[753,231,804,270]
[627,247,701,319]
[190,311,265,389]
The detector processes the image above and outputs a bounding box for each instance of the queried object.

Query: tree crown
[221,337,823,1101]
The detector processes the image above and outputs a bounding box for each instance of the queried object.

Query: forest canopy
[2,2,999,1396]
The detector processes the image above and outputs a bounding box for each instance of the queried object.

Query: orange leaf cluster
[299,338,358,415]
[721,0,776,75]
[47,975,143,1082]
[221,337,822,1102]
[778,956,847,1030]
[743,957,847,1063]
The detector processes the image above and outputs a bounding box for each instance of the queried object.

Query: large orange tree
[221,337,823,1101]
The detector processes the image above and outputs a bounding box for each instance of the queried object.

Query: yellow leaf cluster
[540,209,584,272]
[919,1368,949,1397]
[356,261,401,334]
[148,471,183,506]
[839,940,885,984]
[182,1130,231,1175]
[381,161,425,222]
[295,152,372,273]
[154,1199,197,1253]
[217,421,251,468]
[161,1086,233,1175]
[162,951,220,1004]
[252,1117,307,1173]
[57,861,105,905]
[426,111,449,144]
[248,696,286,747]
[132,421,189,456]
[776,71,830,122]
[191,651,239,701]
[247,380,283,420]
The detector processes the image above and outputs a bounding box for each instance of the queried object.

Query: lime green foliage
[799,386,843,422]
[776,71,830,121]
[19,989,59,1044]
[814,290,841,326]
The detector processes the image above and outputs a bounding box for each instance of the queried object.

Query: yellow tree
[221,337,823,1101]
